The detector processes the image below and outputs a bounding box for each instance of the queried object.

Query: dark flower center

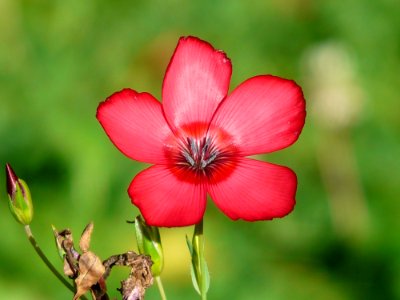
[165,124,239,182]
[180,136,219,171]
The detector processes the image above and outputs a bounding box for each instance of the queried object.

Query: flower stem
[24,225,87,300]
[155,276,167,300]
[197,221,206,300]
[193,219,208,300]
[194,218,203,237]
[202,292,207,300]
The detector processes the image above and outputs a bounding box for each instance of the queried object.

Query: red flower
[97,36,306,227]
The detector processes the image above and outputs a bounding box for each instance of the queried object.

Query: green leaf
[187,220,210,297]
[190,262,201,295]
[186,235,193,255]
[133,215,164,276]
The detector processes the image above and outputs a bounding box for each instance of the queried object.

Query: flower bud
[186,220,210,296]
[5,163,33,225]
[134,215,164,276]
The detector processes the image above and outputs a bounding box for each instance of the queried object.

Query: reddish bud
[5,163,34,225]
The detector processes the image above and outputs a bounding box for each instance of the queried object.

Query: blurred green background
[1,0,399,299]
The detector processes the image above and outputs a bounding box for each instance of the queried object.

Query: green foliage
[1,0,400,299]
[134,215,164,277]
[186,221,210,298]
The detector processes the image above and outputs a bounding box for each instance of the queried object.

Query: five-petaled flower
[97,36,306,227]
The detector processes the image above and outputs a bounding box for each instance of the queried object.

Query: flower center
[180,136,219,171]
[165,124,238,182]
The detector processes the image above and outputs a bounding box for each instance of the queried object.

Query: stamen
[189,138,198,158]
[180,136,220,171]
[200,151,218,169]
[182,149,196,166]
[201,137,210,159]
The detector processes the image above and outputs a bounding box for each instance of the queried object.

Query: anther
[189,138,198,158]
[182,149,196,167]
[200,151,218,169]
[181,136,219,171]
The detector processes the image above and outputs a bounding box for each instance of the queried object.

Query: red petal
[129,165,207,227]
[162,36,232,131]
[97,89,173,164]
[207,158,297,221]
[211,75,306,155]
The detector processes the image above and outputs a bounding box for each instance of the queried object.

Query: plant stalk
[155,276,167,300]
[194,219,207,300]
[24,225,88,300]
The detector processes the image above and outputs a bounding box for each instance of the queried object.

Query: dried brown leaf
[63,258,75,277]
[79,222,94,253]
[73,251,105,300]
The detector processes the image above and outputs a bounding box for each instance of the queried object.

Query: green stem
[201,292,207,300]
[193,219,207,300]
[24,225,88,300]
[194,218,203,236]
[193,220,204,285]
[155,276,167,300]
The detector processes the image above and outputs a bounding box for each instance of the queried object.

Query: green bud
[186,220,210,297]
[5,163,33,225]
[134,215,164,276]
